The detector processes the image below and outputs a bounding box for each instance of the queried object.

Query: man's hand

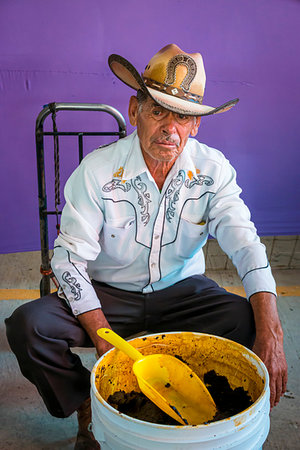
[250,292,288,409]
[77,308,113,358]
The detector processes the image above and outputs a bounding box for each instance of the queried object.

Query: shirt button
[154,234,160,240]
[111,234,115,238]
[73,309,78,315]
[151,263,156,268]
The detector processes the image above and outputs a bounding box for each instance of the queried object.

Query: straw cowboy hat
[108,44,239,116]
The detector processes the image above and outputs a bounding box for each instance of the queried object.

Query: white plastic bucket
[91,332,270,449]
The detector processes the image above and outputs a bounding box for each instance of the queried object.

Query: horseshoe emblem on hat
[165,54,197,92]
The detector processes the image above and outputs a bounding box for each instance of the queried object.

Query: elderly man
[6,44,287,449]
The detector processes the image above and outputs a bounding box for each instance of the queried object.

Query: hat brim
[108,54,239,116]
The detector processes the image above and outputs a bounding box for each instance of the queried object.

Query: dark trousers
[5,275,255,418]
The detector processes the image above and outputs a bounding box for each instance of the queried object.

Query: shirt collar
[172,138,199,180]
[122,130,148,181]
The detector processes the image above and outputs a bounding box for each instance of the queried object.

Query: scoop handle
[97,328,144,362]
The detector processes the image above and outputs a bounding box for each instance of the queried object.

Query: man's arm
[77,308,113,357]
[206,157,287,407]
[51,155,106,317]
[250,292,288,408]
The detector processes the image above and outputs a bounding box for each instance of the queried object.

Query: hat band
[143,76,203,105]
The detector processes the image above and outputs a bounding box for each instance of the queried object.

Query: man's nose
[161,112,177,132]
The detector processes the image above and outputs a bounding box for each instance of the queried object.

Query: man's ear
[128,96,139,127]
[190,117,201,137]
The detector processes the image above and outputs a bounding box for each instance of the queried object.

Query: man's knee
[5,299,44,353]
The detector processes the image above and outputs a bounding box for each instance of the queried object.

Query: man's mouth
[154,137,180,147]
[155,140,177,147]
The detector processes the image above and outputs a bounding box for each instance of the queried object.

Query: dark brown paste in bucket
[107,370,253,425]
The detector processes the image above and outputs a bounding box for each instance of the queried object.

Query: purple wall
[1,0,299,254]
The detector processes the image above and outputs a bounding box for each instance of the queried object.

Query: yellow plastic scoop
[97,328,217,425]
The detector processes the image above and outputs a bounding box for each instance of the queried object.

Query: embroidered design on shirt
[185,174,214,189]
[132,176,152,226]
[166,170,186,222]
[113,166,124,178]
[187,170,193,180]
[62,271,82,301]
[102,179,131,192]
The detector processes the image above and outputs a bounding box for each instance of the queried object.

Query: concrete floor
[0,252,299,449]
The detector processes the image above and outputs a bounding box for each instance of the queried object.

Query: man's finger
[275,373,282,405]
[282,367,288,395]
[269,376,276,408]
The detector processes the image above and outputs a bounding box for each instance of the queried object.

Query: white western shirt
[51,130,276,316]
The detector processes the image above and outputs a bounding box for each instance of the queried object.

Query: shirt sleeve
[207,156,277,299]
[51,159,104,316]
[51,246,102,315]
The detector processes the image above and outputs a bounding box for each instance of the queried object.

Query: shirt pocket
[99,217,136,264]
[176,218,208,258]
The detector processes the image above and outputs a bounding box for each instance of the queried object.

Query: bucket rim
[91,331,270,429]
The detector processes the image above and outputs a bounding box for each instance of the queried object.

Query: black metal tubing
[35,102,127,296]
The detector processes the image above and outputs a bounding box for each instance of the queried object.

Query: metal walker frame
[35,102,127,297]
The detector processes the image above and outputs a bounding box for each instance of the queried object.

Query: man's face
[129,96,201,165]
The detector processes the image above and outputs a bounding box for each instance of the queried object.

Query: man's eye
[178,114,187,120]
[153,110,162,116]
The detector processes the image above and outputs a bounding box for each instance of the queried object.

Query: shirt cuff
[241,264,277,299]
[57,286,101,316]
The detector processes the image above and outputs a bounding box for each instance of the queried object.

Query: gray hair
[136,89,149,112]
